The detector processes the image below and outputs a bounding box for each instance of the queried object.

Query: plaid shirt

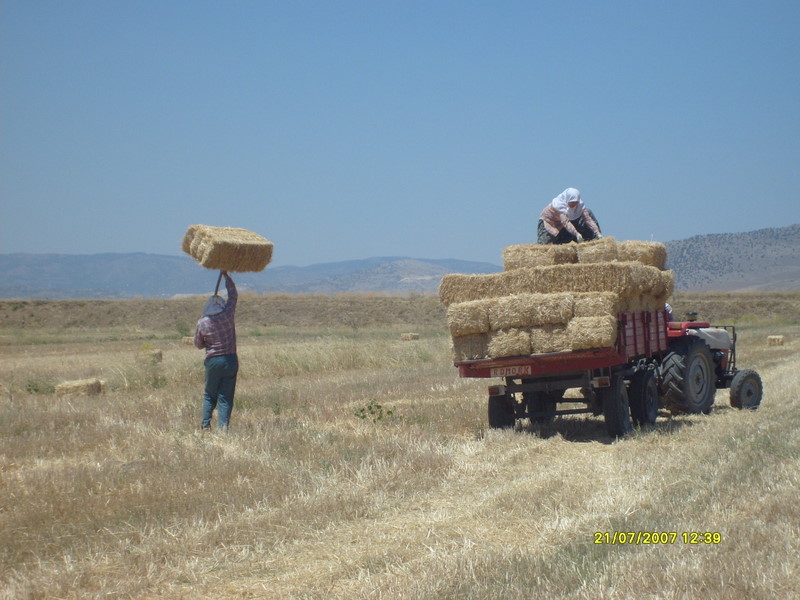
[194,275,238,358]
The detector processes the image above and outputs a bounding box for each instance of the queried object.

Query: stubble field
[1,292,799,599]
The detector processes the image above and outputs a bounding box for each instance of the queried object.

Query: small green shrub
[354,399,394,422]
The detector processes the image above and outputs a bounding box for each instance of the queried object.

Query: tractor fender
[686,327,731,351]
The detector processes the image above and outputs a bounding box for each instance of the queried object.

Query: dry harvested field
[1,292,799,599]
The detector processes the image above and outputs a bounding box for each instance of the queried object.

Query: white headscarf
[551,188,584,220]
[201,295,226,317]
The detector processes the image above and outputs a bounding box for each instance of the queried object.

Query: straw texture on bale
[487,293,573,330]
[567,316,619,350]
[182,224,273,272]
[182,336,195,345]
[530,324,570,354]
[619,240,668,270]
[575,236,620,263]
[55,378,105,396]
[451,333,489,361]
[400,333,420,341]
[446,299,492,336]
[572,292,620,317]
[503,243,577,270]
[488,328,531,359]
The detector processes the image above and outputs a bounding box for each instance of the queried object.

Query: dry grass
[1,293,799,599]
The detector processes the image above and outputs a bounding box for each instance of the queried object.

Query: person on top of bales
[537,187,603,244]
[194,271,239,432]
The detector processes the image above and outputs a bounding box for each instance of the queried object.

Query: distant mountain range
[1,224,798,298]
[0,254,499,299]
[665,224,800,291]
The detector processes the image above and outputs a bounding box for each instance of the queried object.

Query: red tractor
[456,309,763,437]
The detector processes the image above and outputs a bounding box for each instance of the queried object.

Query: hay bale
[619,240,668,270]
[567,316,618,350]
[440,262,665,307]
[447,299,492,336]
[576,237,619,263]
[530,324,570,354]
[55,378,105,396]
[488,328,532,359]
[503,243,577,270]
[182,224,273,272]
[182,336,195,345]
[452,333,489,361]
[400,333,420,341]
[487,293,573,330]
[767,335,785,346]
[660,270,675,298]
[572,292,620,317]
[439,273,500,306]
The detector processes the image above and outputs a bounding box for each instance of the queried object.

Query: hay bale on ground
[452,333,489,361]
[567,316,618,350]
[182,224,273,272]
[55,378,105,396]
[576,237,619,263]
[487,293,574,330]
[767,335,785,346]
[182,336,195,345]
[488,328,531,359]
[503,243,577,270]
[447,299,492,336]
[400,333,420,341]
[619,240,668,270]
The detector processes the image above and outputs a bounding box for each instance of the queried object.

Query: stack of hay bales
[182,225,274,272]
[440,237,674,361]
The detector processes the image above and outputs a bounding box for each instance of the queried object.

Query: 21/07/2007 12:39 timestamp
[594,532,722,545]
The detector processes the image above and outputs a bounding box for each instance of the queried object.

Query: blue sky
[2,0,798,267]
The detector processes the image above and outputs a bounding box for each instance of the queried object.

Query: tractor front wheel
[730,369,763,410]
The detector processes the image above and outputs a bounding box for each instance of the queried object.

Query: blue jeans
[201,354,238,429]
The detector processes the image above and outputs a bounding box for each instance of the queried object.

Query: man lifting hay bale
[182,225,273,432]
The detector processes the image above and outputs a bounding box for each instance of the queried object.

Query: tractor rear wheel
[601,374,633,438]
[660,338,716,414]
[629,369,659,426]
[729,369,763,410]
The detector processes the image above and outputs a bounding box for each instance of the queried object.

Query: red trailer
[456,310,762,437]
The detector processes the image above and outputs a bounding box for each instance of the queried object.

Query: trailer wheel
[629,369,658,426]
[488,394,515,429]
[601,374,633,438]
[660,339,715,414]
[729,369,762,410]
[523,392,556,424]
